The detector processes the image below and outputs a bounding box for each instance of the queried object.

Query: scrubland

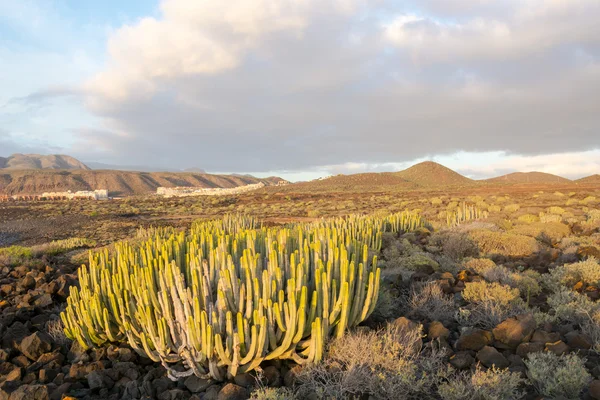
[1,184,600,399]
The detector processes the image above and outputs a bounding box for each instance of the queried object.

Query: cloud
[69,0,600,173]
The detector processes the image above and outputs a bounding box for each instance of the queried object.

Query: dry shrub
[406,282,457,323]
[525,352,591,399]
[464,258,496,275]
[459,281,528,328]
[539,213,562,223]
[438,365,524,400]
[46,318,70,347]
[511,222,570,243]
[296,324,449,399]
[517,214,539,223]
[504,204,521,213]
[430,231,479,261]
[468,230,539,258]
[546,289,600,325]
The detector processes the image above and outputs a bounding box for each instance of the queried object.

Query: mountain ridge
[0,154,90,171]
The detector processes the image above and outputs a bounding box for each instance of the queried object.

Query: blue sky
[1,0,599,181]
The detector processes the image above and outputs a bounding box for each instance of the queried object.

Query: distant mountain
[485,171,571,184]
[276,161,474,193]
[394,161,475,187]
[0,154,90,170]
[576,174,600,184]
[0,170,282,197]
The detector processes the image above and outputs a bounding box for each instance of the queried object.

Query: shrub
[32,238,96,256]
[0,246,33,266]
[250,388,296,400]
[400,253,440,271]
[296,323,448,399]
[546,258,600,290]
[546,289,600,325]
[517,214,539,223]
[539,213,562,223]
[504,204,521,213]
[456,300,529,329]
[487,205,501,212]
[464,258,496,275]
[511,222,570,242]
[407,282,457,323]
[438,365,524,400]
[525,352,591,399]
[581,310,600,353]
[430,231,479,261]
[547,206,566,215]
[468,230,539,258]
[463,281,521,306]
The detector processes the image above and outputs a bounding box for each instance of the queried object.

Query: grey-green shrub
[438,366,524,400]
[525,352,591,399]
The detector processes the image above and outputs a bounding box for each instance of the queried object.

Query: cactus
[446,202,489,227]
[62,212,421,380]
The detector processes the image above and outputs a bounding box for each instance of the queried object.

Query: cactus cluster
[62,212,423,380]
[446,202,488,227]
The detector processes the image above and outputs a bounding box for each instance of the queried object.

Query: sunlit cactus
[62,212,422,380]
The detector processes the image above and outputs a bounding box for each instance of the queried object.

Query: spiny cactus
[62,212,422,380]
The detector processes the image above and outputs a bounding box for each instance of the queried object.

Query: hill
[0,170,282,197]
[0,154,90,170]
[576,174,600,184]
[485,172,571,184]
[274,172,418,193]
[394,161,475,187]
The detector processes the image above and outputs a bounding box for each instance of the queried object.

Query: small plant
[438,365,524,400]
[0,246,33,266]
[545,258,600,291]
[462,281,521,306]
[250,387,297,400]
[525,352,591,399]
[407,282,457,323]
[468,230,538,257]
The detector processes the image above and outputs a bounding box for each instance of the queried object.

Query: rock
[20,276,36,290]
[107,345,136,363]
[455,329,492,351]
[545,341,570,356]
[516,342,544,357]
[284,365,302,387]
[492,314,536,348]
[233,372,255,388]
[507,354,525,368]
[158,389,188,400]
[531,330,560,344]
[68,361,104,380]
[428,321,450,341]
[589,380,600,400]
[113,362,139,381]
[476,346,510,369]
[565,332,593,350]
[5,367,22,382]
[449,351,474,370]
[33,294,53,308]
[49,383,70,400]
[217,383,248,400]
[184,375,212,393]
[2,322,30,350]
[262,365,282,387]
[204,385,220,400]
[8,384,49,400]
[20,332,53,361]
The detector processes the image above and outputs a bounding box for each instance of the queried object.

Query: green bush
[545,258,600,290]
[0,246,33,266]
[525,352,591,399]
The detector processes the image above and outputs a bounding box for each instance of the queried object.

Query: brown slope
[395,161,475,187]
[0,170,279,196]
[0,154,90,170]
[272,172,418,193]
[485,172,571,184]
[576,174,600,184]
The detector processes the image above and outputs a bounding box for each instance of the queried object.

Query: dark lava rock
[492,313,535,348]
[8,384,49,400]
[184,375,212,393]
[449,351,474,370]
[217,383,248,400]
[476,346,510,369]
[20,332,53,361]
[455,329,492,351]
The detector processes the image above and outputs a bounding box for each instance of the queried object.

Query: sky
[1,0,599,182]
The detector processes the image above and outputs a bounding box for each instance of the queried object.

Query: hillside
[0,154,90,170]
[0,170,282,196]
[485,172,571,184]
[576,174,600,184]
[394,161,475,187]
[274,172,418,193]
